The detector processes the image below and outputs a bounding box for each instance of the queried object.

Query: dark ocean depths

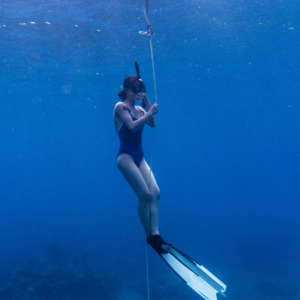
[0,0,299,299]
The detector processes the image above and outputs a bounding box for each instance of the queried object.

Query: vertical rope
[140,3,158,300]
[149,38,158,105]
[147,30,157,195]
[145,237,150,300]
[147,37,157,187]
[145,37,156,300]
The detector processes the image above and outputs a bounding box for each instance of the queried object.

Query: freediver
[113,68,160,238]
[113,63,226,300]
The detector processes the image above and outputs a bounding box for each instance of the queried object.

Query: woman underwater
[113,73,160,238]
[113,65,227,298]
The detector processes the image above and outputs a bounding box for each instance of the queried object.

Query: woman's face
[125,88,139,101]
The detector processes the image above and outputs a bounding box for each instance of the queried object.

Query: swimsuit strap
[123,106,135,119]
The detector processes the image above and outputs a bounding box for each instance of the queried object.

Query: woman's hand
[149,104,159,115]
[137,93,151,110]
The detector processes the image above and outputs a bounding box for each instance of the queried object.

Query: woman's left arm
[138,93,157,128]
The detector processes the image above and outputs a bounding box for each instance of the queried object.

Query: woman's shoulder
[114,102,126,112]
[115,101,124,108]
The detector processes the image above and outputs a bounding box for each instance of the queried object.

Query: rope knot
[147,24,154,37]
[139,24,154,38]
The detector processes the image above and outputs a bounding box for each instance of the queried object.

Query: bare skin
[114,88,160,235]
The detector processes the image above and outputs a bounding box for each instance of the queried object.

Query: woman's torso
[115,103,145,166]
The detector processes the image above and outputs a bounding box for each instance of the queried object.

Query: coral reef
[0,245,117,300]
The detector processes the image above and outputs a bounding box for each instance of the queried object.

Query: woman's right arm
[116,103,158,132]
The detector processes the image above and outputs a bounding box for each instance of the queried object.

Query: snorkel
[134,61,147,108]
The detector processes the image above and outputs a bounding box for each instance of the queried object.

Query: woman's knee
[152,187,160,200]
[139,191,152,204]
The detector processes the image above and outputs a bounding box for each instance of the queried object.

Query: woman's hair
[118,76,140,101]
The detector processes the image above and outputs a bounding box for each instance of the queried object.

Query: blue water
[1,0,300,299]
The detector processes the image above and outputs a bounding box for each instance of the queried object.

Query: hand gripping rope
[139,1,157,300]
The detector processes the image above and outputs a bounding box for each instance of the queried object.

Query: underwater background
[1,0,300,299]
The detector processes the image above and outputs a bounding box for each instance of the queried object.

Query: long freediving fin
[147,235,227,300]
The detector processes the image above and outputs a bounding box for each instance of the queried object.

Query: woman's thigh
[117,155,149,199]
[139,159,160,195]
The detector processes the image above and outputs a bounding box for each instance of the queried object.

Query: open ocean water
[0,0,300,299]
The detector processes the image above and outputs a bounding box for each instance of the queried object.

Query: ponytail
[118,90,126,101]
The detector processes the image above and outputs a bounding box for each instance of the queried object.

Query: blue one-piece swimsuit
[117,106,145,166]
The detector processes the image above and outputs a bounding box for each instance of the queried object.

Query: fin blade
[162,253,219,300]
[161,244,227,295]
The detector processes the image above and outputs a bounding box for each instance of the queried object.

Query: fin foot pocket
[146,234,170,254]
